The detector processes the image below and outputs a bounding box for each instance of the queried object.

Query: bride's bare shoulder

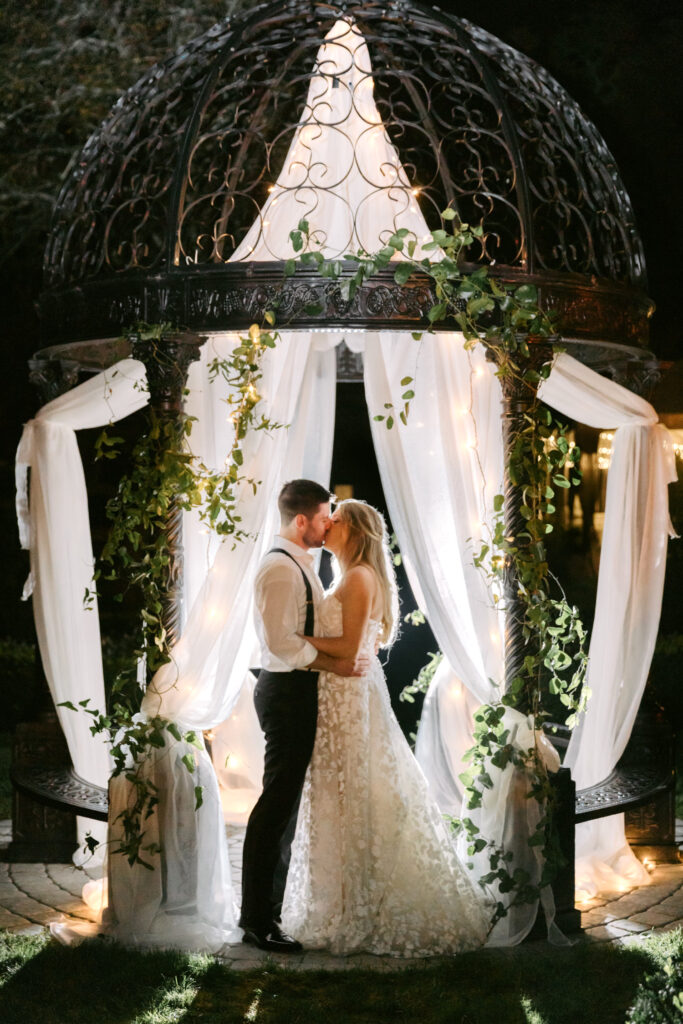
[337,564,377,603]
[343,564,375,588]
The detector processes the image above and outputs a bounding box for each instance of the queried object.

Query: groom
[240,479,364,952]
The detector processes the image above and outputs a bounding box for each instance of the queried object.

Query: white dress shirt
[253,535,325,672]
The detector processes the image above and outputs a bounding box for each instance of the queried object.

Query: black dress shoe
[242,922,303,953]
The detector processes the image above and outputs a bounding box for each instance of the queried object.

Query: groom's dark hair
[278,479,331,523]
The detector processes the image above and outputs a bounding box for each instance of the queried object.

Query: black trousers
[239,669,318,931]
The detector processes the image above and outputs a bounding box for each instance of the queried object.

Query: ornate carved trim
[37,262,654,355]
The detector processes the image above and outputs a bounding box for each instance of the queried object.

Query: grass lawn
[0,927,681,1024]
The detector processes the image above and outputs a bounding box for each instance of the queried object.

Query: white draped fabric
[538,353,678,896]
[390,347,675,906]
[15,359,148,851]
[363,332,563,943]
[364,331,505,798]
[231,19,438,262]
[104,332,337,950]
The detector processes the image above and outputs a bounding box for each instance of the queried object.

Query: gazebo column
[488,342,552,699]
[129,331,205,648]
[489,341,581,934]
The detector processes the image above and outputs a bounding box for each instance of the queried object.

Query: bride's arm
[300,565,373,659]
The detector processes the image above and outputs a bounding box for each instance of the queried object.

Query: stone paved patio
[1,819,681,971]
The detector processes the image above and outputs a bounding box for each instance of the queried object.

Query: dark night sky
[1,0,681,650]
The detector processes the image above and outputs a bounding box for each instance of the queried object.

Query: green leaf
[467,296,495,317]
[181,753,196,773]
[185,731,204,750]
[427,302,447,323]
[194,785,204,811]
[393,263,414,286]
[514,284,538,306]
[400,376,413,386]
[441,207,457,221]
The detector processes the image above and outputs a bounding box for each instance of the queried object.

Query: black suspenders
[268,548,316,636]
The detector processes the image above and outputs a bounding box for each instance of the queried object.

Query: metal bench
[10,764,108,822]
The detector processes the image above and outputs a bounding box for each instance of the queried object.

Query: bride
[281,499,493,956]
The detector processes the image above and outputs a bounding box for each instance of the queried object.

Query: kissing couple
[238,479,492,957]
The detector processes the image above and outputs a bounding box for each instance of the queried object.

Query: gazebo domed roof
[38,0,656,386]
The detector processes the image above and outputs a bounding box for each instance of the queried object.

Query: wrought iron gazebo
[16,0,675,921]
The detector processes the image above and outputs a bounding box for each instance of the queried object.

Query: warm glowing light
[267,185,275,193]
[643,857,656,873]
[204,730,215,742]
[597,430,615,469]
[411,188,420,196]
[226,754,240,768]
[474,366,484,377]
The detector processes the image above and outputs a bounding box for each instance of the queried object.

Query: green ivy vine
[62,319,282,866]
[287,214,589,925]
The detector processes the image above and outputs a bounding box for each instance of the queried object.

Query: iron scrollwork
[40,0,654,360]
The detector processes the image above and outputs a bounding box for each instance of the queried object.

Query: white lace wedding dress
[281,593,492,956]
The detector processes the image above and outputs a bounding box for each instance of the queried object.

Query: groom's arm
[306,650,368,678]
[257,563,367,678]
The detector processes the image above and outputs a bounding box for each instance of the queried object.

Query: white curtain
[15,359,148,851]
[364,331,504,783]
[368,340,675,909]
[364,332,562,944]
[205,334,339,824]
[103,333,337,951]
[538,353,678,896]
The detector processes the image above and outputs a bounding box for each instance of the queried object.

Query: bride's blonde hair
[335,499,399,647]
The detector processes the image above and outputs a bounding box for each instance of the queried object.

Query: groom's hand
[336,652,370,678]
[308,651,371,677]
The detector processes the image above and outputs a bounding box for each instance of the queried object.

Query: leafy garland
[287,215,589,923]
[63,320,281,865]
